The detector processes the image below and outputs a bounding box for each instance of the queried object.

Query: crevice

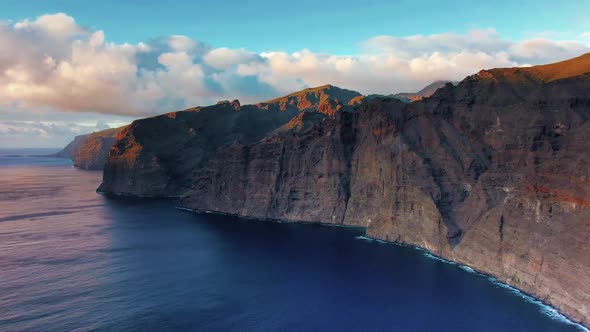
[270,143,287,215]
[499,214,504,241]
[339,111,357,224]
[534,255,545,285]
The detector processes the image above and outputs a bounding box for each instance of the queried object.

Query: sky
[1,0,590,148]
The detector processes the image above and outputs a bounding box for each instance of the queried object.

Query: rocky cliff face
[56,127,123,170]
[97,85,362,196]
[100,54,590,326]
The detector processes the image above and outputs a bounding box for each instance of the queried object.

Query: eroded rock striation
[99,54,590,325]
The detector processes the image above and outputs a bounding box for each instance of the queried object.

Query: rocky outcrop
[100,54,590,326]
[56,127,123,170]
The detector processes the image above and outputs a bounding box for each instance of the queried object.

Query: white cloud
[509,39,590,64]
[14,13,85,36]
[204,48,261,70]
[0,13,589,146]
[167,35,198,52]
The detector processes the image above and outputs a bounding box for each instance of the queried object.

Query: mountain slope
[483,52,590,83]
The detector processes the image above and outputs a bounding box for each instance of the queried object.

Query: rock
[231,99,241,110]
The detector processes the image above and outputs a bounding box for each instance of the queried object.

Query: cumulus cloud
[1,13,589,121]
[204,48,262,70]
[13,12,85,36]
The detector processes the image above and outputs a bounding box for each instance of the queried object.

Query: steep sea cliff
[55,127,124,170]
[97,55,590,326]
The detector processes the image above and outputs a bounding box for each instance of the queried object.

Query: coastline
[175,205,589,331]
[355,235,589,332]
[96,190,181,199]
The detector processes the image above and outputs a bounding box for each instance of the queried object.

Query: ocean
[0,149,584,331]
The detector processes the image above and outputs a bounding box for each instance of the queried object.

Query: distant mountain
[414,80,459,97]
[258,84,364,115]
[55,135,89,160]
[368,80,459,102]
[55,127,124,170]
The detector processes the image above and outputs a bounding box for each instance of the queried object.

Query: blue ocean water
[0,153,585,331]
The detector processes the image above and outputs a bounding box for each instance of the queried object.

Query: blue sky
[1,1,590,147]
[2,0,589,54]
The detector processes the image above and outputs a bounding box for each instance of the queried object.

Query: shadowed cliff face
[97,85,360,196]
[100,54,590,325]
[55,127,123,170]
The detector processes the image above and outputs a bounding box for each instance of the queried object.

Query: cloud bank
[1,14,589,117]
[1,13,589,147]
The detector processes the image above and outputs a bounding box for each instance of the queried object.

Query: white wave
[486,278,588,331]
[422,252,452,264]
[459,265,476,273]
[354,235,389,244]
[354,235,375,242]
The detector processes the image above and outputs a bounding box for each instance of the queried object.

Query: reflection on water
[0,160,583,331]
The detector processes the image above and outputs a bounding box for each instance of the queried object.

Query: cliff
[56,127,123,170]
[97,85,360,196]
[99,54,590,326]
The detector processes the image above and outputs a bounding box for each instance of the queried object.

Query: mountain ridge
[484,52,590,83]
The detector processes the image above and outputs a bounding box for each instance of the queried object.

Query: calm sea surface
[0,149,585,331]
